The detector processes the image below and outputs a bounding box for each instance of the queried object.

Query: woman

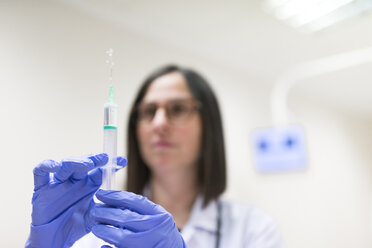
[26,65,284,248]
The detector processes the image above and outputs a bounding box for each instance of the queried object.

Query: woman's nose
[151,108,170,129]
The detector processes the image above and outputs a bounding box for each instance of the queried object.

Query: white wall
[0,1,371,247]
[224,90,372,248]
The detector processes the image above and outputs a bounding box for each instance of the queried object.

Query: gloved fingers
[71,170,90,181]
[88,156,128,185]
[73,153,112,180]
[116,156,128,168]
[33,160,60,190]
[90,206,168,232]
[88,153,110,167]
[92,224,132,247]
[53,153,108,183]
[55,157,93,182]
[95,190,165,215]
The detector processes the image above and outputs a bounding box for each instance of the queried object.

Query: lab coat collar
[142,186,218,241]
[181,195,219,243]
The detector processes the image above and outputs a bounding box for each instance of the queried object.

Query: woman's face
[136,72,202,176]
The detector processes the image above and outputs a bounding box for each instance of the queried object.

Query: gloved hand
[90,190,186,248]
[25,153,127,248]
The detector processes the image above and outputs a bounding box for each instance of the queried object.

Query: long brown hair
[126,65,226,207]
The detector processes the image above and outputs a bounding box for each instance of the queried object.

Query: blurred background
[0,0,371,247]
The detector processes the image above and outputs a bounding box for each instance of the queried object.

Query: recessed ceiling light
[263,0,372,33]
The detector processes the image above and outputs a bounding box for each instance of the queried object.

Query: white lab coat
[73,196,284,248]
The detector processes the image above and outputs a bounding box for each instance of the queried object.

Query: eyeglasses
[136,98,200,124]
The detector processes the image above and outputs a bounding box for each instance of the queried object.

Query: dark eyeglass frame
[135,98,201,125]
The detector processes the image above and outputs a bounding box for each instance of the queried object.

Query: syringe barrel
[104,101,118,127]
[102,127,117,190]
[102,85,118,190]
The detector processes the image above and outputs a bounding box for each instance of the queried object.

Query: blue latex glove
[25,153,127,248]
[90,190,186,248]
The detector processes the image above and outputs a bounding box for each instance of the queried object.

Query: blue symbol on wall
[252,125,307,173]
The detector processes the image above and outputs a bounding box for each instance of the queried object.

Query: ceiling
[47,0,372,117]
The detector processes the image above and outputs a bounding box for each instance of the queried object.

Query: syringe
[102,85,118,190]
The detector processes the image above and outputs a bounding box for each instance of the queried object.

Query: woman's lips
[153,141,174,148]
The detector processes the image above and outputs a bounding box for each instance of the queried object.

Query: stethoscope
[215,200,222,248]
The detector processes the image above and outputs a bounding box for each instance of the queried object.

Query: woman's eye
[140,106,156,119]
[170,104,187,115]
[144,107,156,115]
